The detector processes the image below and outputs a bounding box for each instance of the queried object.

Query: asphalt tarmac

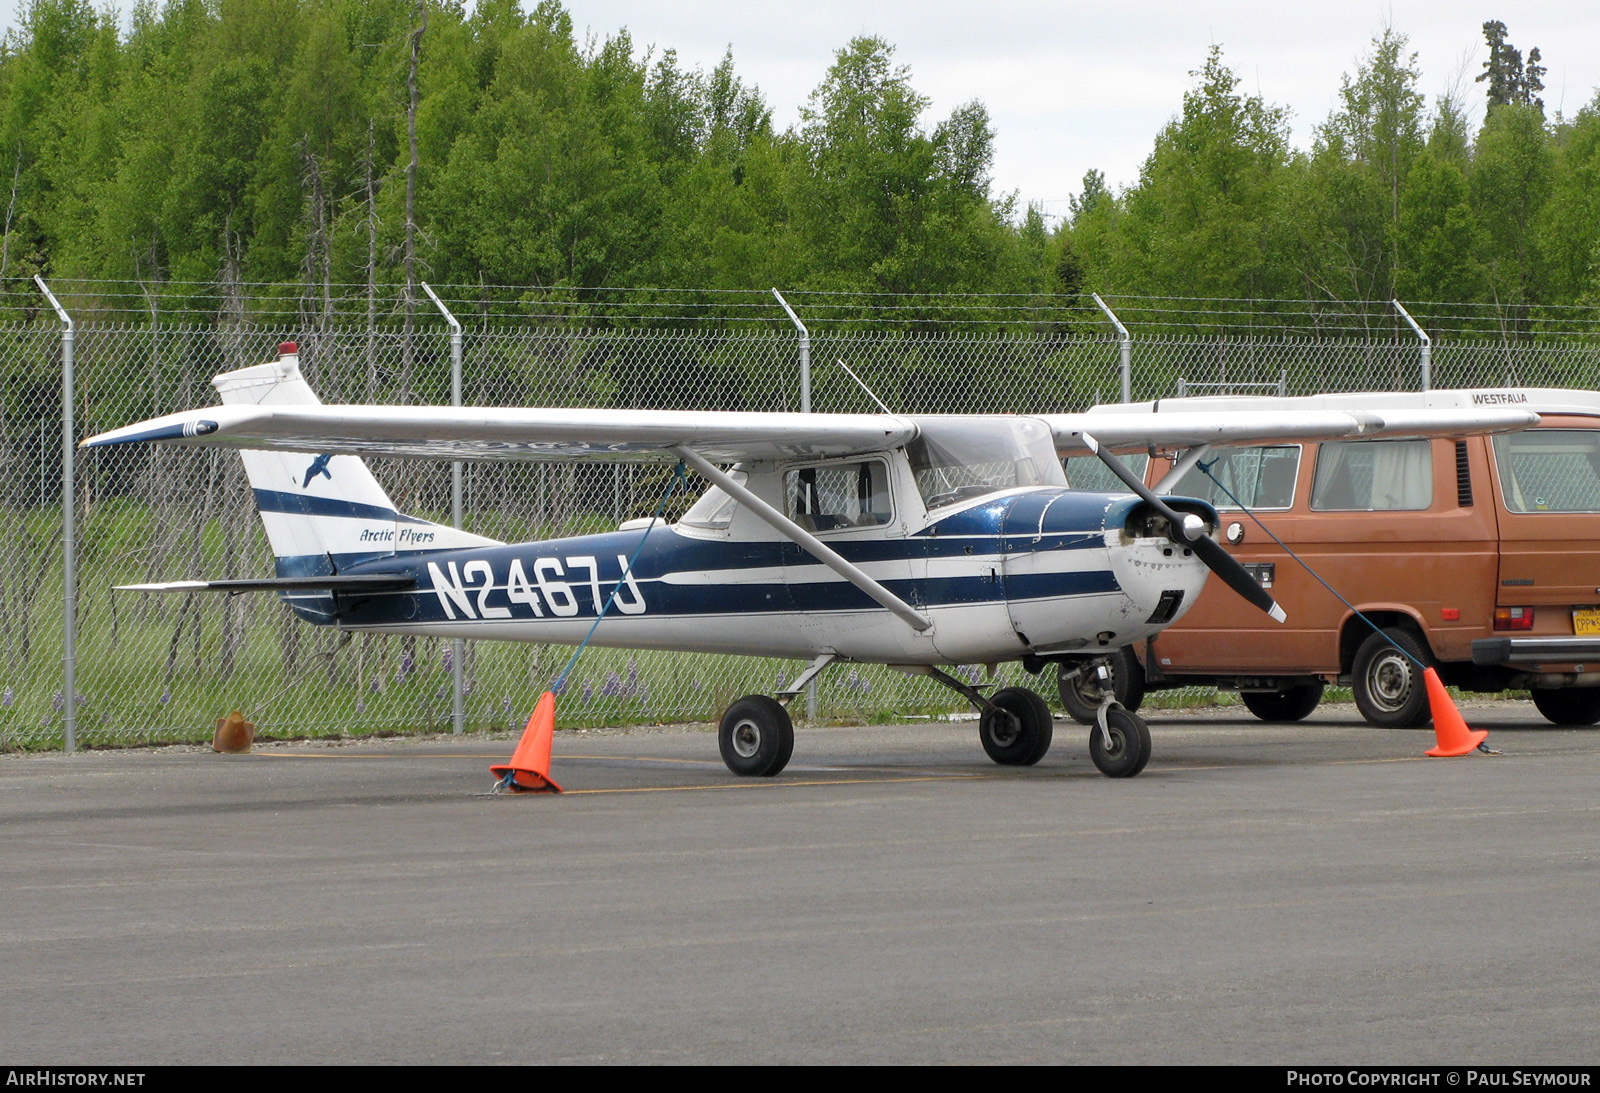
[3,701,1597,1065]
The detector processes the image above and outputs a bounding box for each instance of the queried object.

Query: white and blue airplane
[83,343,1538,778]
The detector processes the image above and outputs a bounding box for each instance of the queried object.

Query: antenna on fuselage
[837,358,895,415]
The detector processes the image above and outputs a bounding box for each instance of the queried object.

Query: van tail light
[1494,606,1535,631]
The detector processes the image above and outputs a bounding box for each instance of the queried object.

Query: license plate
[1574,608,1600,636]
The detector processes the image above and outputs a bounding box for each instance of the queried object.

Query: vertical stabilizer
[214,343,498,583]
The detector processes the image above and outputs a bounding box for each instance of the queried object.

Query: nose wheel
[1089,705,1152,778]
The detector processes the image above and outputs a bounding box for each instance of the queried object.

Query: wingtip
[1269,603,1288,624]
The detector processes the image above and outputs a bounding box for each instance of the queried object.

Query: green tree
[1107,46,1293,302]
[1471,102,1553,313]
[1287,29,1425,304]
[1537,94,1600,304]
[1477,20,1544,116]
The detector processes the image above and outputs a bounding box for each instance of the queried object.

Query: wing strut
[672,446,933,633]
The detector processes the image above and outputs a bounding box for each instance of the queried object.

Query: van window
[1170,446,1299,509]
[1311,439,1433,511]
[786,460,892,531]
[1493,430,1600,513]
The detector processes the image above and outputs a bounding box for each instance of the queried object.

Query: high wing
[80,404,918,463]
[81,403,1539,462]
[1044,406,1541,455]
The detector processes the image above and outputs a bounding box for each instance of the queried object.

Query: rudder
[214,343,498,616]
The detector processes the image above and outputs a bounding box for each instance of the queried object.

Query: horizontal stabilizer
[116,574,416,594]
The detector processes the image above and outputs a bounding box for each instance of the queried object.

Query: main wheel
[1240,681,1326,722]
[1352,629,1433,728]
[718,695,795,777]
[1057,647,1146,725]
[1531,688,1600,726]
[1088,707,1152,778]
[979,687,1054,766]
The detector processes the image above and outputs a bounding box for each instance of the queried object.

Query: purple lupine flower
[356,696,366,714]
[775,670,788,690]
[51,691,63,712]
[158,686,170,706]
[600,671,622,697]
[2,686,13,708]
[582,679,593,705]
[441,647,453,672]
[369,677,381,693]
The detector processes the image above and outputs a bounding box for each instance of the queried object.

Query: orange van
[1060,388,1600,728]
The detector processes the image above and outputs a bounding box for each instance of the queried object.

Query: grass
[0,498,1296,751]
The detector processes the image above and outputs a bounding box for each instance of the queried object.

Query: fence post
[771,288,810,413]
[1092,293,1132,403]
[36,276,77,753]
[1392,299,1431,392]
[771,288,817,719]
[422,282,465,736]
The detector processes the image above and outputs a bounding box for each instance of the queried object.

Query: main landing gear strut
[714,655,1153,779]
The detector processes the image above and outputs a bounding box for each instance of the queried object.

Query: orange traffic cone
[212,710,255,753]
[490,691,563,792]
[1423,667,1489,757]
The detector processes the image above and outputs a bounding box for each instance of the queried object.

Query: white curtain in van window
[1370,440,1432,509]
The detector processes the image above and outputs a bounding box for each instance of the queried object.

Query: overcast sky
[4,1,1597,223]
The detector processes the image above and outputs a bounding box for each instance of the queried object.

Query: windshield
[907,417,1065,509]
[1493,430,1600,513]
[678,469,746,529]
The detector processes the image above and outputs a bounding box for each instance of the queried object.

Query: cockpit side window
[785,460,892,532]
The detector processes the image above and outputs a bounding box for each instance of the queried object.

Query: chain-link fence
[4,310,1598,749]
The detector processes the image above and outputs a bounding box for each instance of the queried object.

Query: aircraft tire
[1531,688,1600,726]
[719,695,795,777]
[1352,629,1433,728]
[1240,681,1325,722]
[1088,706,1151,778]
[979,687,1054,766]
[1057,648,1145,726]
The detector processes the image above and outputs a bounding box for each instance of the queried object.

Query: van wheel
[1352,630,1433,728]
[1058,648,1146,725]
[1240,681,1326,722]
[1531,688,1600,726]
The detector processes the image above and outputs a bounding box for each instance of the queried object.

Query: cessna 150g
[83,344,1538,779]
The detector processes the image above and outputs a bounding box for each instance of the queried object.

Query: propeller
[1080,433,1287,623]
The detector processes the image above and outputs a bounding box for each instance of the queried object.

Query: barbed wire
[2,280,1598,336]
